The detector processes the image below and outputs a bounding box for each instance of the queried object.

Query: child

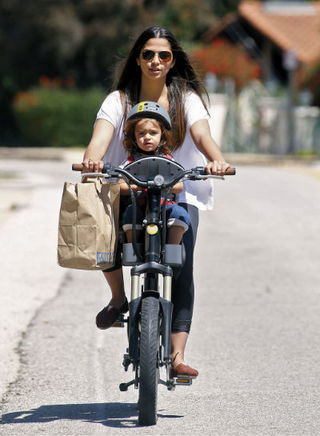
[120,101,191,245]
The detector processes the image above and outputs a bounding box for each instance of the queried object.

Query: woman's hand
[205,160,230,176]
[81,158,104,172]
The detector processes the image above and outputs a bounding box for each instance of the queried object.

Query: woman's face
[134,119,162,153]
[137,38,175,81]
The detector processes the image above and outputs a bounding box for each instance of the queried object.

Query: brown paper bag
[57,179,120,270]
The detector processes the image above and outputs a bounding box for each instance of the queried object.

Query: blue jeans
[122,202,191,233]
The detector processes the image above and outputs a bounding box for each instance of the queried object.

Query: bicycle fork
[119,263,192,392]
[120,262,173,388]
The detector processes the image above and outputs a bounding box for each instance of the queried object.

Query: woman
[82,26,230,378]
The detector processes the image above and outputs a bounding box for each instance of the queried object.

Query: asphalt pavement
[0,148,320,434]
[0,151,83,402]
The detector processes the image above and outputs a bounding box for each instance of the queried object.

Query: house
[200,1,320,154]
[204,1,320,88]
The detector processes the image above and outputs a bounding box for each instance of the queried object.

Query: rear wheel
[138,296,160,426]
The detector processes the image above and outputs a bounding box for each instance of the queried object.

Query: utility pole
[283,49,298,154]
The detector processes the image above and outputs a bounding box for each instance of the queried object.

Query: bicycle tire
[138,296,160,426]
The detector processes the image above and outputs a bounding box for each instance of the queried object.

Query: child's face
[134,119,162,153]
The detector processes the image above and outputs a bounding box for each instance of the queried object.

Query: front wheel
[138,296,160,426]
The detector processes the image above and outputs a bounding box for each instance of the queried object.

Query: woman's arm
[82,119,115,172]
[190,119,230,175]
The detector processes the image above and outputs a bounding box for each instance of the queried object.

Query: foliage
[191,38,262,88]
[1,0,147,89]
[12,80,105,147]
[297,60,320,106]
[1,0,242,143]
[208,0,242,18]
[0,0,147,136]
[156,0,216,43]
[1,0,239,95]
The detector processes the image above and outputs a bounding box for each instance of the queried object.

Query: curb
[0,146,319,168]
[0,147,84,162]
[224,152,320,168]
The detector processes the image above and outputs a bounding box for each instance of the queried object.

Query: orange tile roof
[239,1,320,63]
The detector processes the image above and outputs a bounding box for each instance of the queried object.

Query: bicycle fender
[159,297,173,361]
[128,297,142,364]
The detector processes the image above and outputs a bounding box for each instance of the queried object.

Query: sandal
[96,298,129,330]
[170,362,199,379]
[170,352,199,379]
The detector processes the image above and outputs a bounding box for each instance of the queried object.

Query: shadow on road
[1,402,183,428]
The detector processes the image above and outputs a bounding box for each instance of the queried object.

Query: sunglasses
[141,50,173,63]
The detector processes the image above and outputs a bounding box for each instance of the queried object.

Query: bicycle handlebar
[72,163,236,188]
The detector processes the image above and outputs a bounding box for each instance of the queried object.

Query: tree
[208,0,241,18]
[0,0,146,135]
[0,0,241,140]
[156,0,216,44]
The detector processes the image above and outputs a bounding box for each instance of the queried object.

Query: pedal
[119,379,136,392]
[119,383,128,392]
[112,314,127,328]
[172,376,193,386]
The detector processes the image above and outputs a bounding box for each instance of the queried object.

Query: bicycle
[73,156,235,425]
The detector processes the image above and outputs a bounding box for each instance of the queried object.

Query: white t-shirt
[96,90,214,210]
[172,92,214,210]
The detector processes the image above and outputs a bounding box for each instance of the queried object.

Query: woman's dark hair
[113,26,208,151]
[123,118,171,155]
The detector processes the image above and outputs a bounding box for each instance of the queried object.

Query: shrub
[191,38,262,88]
[12,83,106,147]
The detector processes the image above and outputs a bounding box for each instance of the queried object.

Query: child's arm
[119,178,140,195]
[120,177,183,195]
[169,155,184,194]
[171,181,183,194]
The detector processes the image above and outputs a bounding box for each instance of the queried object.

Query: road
[1,159,320,435]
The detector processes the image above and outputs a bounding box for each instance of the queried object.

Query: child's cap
[126,101,171,130]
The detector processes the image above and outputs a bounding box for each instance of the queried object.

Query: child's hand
[120,182,141,195]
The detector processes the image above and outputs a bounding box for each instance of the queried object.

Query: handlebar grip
[195,166,236,176]
[72,163,84,171]
[72,163,118,178]
[226,167,236,175]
